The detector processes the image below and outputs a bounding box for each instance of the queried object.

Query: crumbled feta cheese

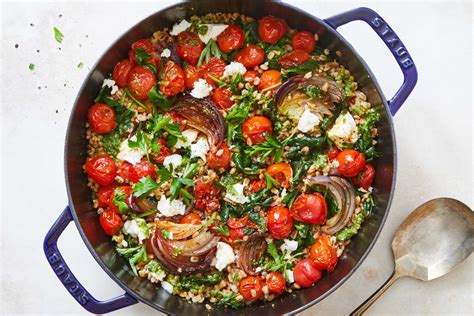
[170,19,191,36]
[286,270,294,283]
[190,137,210,161]
[117,136,145,164]
[225,183,249,204]
[223,62,247,78]
[175,129,199,148]
[121,240,128,248]
[281,239,299,259]
[163,154,183,170]
[102,78,119,95]
[198,24,228,44]
[161,281,174,293]
[190,79,213,98]
[160,48,171,58]
[213,242,236,271]
[280,188,288,198]
[297,109,320,133]
[328,112,359,146]
[157,195,186,217]
[123,219,149,243]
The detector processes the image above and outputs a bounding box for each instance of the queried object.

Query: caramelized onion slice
[238,234,267,276]
[155,220,202,240]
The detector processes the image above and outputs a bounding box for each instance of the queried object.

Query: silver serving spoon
[351,198,474,315]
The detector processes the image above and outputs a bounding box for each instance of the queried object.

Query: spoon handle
[350,270,400,316]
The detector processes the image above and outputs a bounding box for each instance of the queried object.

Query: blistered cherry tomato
[179,212,202,225]
[266,162,293,189]
[201,57,226,86]
[128,39,159,68]
[291,31,316,53]
[160,61,185,96]
[150,138,171,165]
[258,70,281,91]
[117,161,135,183]
[293,258,322,288]
[175,31,204,66]
[267,206,294,240]
[227,216,249,229]
[97,184,117,208]
[239,276,264,301]
[242,116,272,144]
[279,50,310,68]
[310,234,338,272]
[352,163,375,189]
[217,24,245,53]
[229,227,245,241]
[327,146,340,161]
[234,45,265,68]
[88,103,117,134]
[100,210,123,236]
[133,160,156,181]
[85,154,117,185]
[127,66,156,100]
[206,143,231,170]
[290,193,327,224]
[211,86,233,109]
[337,149,366,177]
[194,181,221,212]
[183,63,201,90]
[250,179,266,192]
[243,70,259,83]
[258,15,288,44]
[113,59,133,88]
[266,272,286,295]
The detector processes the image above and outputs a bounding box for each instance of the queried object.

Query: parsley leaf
[133,176,159,198]
[53,27,64,43]
[116,245,147,276]
[212,225,230,236]
[282,59,319,76]
[113,188,130,214]
[134,48,157,74]
[246,134,293,162]
[148,86,173,110]
[128,126,153,161]
[28,63,35,71]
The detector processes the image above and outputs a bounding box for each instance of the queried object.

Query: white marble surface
[1,0,472,315]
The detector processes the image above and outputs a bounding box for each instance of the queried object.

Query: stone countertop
[1,0,472,315]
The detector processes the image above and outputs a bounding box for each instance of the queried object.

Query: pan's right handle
[326,7,418,115]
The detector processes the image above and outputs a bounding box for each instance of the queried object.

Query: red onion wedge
[238,233,267,276]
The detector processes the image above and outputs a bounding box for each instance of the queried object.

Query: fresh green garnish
[282,59,319,75]
[355,108,380,161]
[134,48,157,74]
[133,176,159,198]
[28,63,35,71]
[304,84,323,99]
[263,172,280,190]
[128,125,159,162]
[245,134,290,162]
[197,39,226,67]
[290,160,312,189]
[314,154,328,170]
[148,86,173,110]
[212,225,230,236]
[294,223,315,250]
[161,229,171,239]
[113,188,130,214]
[53,27,64,43]
[116,245,147,276]
[147,113,183,140]
[77,62,84,69]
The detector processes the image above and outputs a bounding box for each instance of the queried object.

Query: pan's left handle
[44,206,138,314]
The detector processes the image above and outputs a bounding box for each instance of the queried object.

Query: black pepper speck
[38,86,41,90]
[30,23,34,27]
[56,109,59,113]
[37,49,40,53]
[59,14,62,18]
[15,44,19,48]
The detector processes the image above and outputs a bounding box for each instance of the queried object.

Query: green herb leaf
[283,59,319,75]
[148,86,173,110]
[28,63,35,71]
[263,172,280,190]
[133,176,159,198]
[53,27,64,43]
[113,188,130,214]
[77,62,84,69]
[162,229,171,239]
[212,225,230,236]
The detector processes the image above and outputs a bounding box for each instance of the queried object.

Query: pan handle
[43,207,138,314]
[325,7,418,115]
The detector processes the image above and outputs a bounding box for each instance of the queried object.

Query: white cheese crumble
[328,112,359,146]
[160,48,171,58]
[123,219,148,243]
[190,137,210,161]
[102,78,119,95]
[157,195,186,217]
[213,242,236,271]
[175,129,199,149]
[190,79,213,99]
[225,183,249,204]
[117,136,145,164]
[286,270,295,283]
[161,281,174,293]
[297,109,320,133]
[280,239,299,259]
[223,62,247,78]
[170,19,191,36]
[163,154,183,170]
[198,24,228,44]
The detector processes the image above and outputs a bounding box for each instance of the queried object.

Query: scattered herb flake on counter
[53,27,64,43]
[28,63,35,71]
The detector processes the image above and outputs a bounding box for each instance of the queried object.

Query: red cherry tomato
[133,160,156,181]
[290,193,327,224]
[150,138,171,165]
[243,70,259,83]
[100,210,123,236]
[183,63,201,90]
[88,103,117,134]
[217,24,245,53]
[229,227,245,241]
[291,31,316,53]
[310,234,338,272]
[352,163,375,189]
[293,258,322,288]
[127,66,156,100]
[258,15,288,44]
[201,57,226,86]
[179,212,202,225]
[266,162,293,189]
[85,154,117,186]
[250,179,266,192]
[239,276,264,301]
[336,149,366,177]
[160,61,185,96]
[108,186,132,213]
[279,50,311,68]
[97,184,117,208]
[206,142,231,170]
[194,181,221,212]
[258,70,281,91]
[327,146,340,161]
[167,112,187,130]
[242,116,272,144]
[117,161,135,183]
[211,86,233,109]
[175,31,204,66]
[227,216,249,229]
[266,272,286,295]
[113,59,133,88]
[234,45,265,68]
[128,39,159,68]
[267,206,294,240]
